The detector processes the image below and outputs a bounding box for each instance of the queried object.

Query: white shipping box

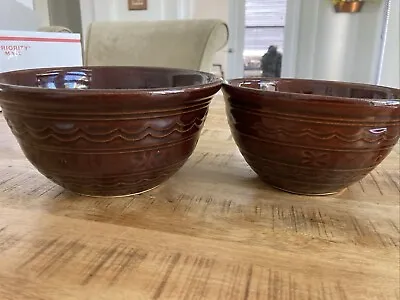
[0,30,83,72]
[0,30,83,111]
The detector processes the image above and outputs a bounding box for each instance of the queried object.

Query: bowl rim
[223,77,400,106]
[0,66,223,95]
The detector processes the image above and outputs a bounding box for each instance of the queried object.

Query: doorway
[47,0,83,34]
[226,0,287,79]
[244,0,287,78]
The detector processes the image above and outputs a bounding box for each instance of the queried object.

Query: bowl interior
[0,66,218,90]
[229,78,398,100]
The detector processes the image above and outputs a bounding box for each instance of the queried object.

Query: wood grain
[0,95,399,300]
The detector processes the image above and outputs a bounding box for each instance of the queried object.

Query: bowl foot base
[75,184,161,198]
[269,184,345,196]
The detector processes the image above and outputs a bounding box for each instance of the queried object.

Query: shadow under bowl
[0,66,222,197]
[222,77,400,195]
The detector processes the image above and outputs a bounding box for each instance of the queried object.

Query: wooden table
[0,94,399,300]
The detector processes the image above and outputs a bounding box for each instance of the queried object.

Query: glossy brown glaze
[223,78,400,195]
[0,66,222,197]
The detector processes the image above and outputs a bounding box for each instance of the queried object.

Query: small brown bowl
[222,78,400,195]
[0,66,222,197]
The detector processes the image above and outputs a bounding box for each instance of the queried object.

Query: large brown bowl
[222,78,400,195]
[0,66,222,197]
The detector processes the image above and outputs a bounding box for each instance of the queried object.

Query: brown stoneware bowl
[0,66,222,197]
[223,78,400,195]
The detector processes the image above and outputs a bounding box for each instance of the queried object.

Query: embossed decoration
[5,115,207,143]
[223,77,400,195]
[0,66,222,197]
[301,150,330,167]
[251,123,399,144]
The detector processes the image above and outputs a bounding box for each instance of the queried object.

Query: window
[244,0,287,75]
[245,0,286,53]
